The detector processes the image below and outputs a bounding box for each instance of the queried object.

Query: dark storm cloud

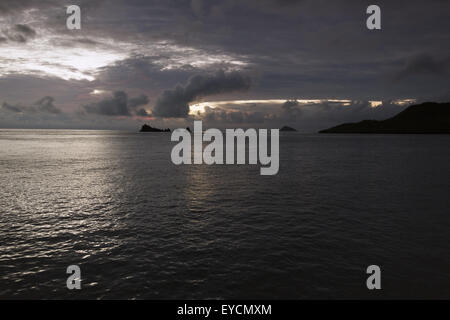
[14,24,36,37]
[153,70,251,118]
[396,54,449,79]
[2,102,22,113]
[129,94,151,116]
[1,96,61,114]
[34,96,61,114]
[280,99,302,119]
[2,24,37,43]
[102,1,449,101]
[95,55,194,96]
[128,94,150,109]
[84,91,128,116]
[83,91,150,117]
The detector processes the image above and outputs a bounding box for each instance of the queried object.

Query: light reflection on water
[1,129,450,299]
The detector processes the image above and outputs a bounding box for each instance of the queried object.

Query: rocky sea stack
[280,126,297,132]
[140,124,171,132]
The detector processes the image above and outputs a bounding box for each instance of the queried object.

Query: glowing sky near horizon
[188,99,417,114]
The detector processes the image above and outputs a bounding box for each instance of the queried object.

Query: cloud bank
[153,70,251,118]
[83,91,150,117]
[2,96,61,114]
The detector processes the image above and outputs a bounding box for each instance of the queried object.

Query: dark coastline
[319,102,450,134]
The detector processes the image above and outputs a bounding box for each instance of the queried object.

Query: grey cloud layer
[153,70,251,118]
[0,0,449,129]
[1,96,415,133]
[2,96,61,114]
[83,91,150,116]
[1,24,36,43]
[396,54,449,80]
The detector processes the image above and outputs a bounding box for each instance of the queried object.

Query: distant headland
[140,124,171,132]
[319,102,450,134]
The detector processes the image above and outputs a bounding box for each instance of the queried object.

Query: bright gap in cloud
[0,41,126,81]
[189,99,416,114]
[0,23,249,81]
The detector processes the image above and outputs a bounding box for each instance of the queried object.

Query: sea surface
[1,129,450,299]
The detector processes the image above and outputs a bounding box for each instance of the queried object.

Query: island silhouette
[140,125,296,133]
[140,124,171,132]
[319,102,450,134]
[280,126,297,132]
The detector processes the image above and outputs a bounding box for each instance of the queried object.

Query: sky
[0,0,449,131]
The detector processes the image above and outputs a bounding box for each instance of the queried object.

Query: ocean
[1,129,450,299]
